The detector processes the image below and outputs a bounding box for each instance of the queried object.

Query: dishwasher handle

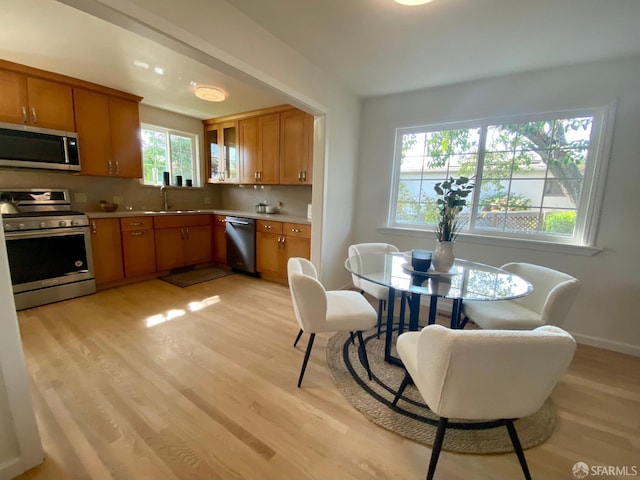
[227,219,251,226]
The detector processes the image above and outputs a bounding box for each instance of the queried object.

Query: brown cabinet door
[0,70,28,124]
[280,109,313,185]
[90,218,124,284]
[74,88,112,176]
[239,116,259,184]
[258,113,280,184]
[212,216,227,264]
[184,225,212,266]
[109,97,142,178]
[26,77,75,131]
[284,236,311,263]
[256,231,284,276]
[154,228,185,271]
[122,229,156,278]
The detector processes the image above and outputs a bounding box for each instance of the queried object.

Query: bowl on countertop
[99,202,118,212]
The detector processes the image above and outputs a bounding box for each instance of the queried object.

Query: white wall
[354,55,640,355]
[0,229,43,479]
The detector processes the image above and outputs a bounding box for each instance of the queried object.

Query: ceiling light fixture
[194,85,227,102]
[394,0,434,5]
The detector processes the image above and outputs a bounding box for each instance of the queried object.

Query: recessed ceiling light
[133,60,149,69]
[194,85,227,102]
[394,0,434,5]
[154,66,164,75]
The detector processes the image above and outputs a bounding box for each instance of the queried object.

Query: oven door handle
[4,227,89,239]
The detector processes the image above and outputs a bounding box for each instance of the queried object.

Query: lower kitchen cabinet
[90,218,124,285]
[154,215,212,271]
[256,220,310,282]
[120,216,156,278]
[212,215,227,265]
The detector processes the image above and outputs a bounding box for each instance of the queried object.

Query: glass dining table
[345,252,532,365]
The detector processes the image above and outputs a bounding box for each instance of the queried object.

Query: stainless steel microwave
[0,122,80,172]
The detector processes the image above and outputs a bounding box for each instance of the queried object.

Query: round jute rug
[325,326,556,454]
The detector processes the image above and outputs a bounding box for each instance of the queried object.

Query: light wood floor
[14,274,640,480]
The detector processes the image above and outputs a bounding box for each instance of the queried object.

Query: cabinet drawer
[120,216,153,231]
[283,222,311,238]
[257,219,283,234]
[153,214,212,229]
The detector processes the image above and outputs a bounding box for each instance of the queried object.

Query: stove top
[1,188,88,232]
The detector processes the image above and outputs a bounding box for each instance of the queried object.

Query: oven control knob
[70,219,80,226]
[58,220,67,227]
[18,223,25,230]
[40,222,47,228]
[4,223,11,230]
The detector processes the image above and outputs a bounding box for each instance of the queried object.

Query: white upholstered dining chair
[348,243,399,338]
[392,324,576,480]
[462,262,580,330]
[288,257,377,387]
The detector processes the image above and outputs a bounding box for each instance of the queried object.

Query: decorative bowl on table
[99,202,118,212]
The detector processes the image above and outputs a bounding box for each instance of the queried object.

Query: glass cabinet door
[206,121,238,183]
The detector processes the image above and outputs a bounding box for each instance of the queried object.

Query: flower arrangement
[434,176,474,242]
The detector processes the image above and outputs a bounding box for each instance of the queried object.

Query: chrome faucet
[160,185,171,210]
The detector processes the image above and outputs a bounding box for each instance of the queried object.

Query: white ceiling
[2,0,640,120]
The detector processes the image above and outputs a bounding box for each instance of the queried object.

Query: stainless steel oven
[1,188,96,310]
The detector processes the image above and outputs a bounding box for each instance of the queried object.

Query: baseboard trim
[569,332,640,357]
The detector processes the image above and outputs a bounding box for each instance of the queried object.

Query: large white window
[141,125,199,186]
[389,108,611,246]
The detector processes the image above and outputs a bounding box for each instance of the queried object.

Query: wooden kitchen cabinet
[239,113,280,184]
[120,217,156,278]
[256,220,310,282]
[154,215,212,271]
[205,121,239,183]
[75,88,142,178]
[212,215,227,265]
[0,69,75,131]
[90,218,124,285]
[280,109,314,185]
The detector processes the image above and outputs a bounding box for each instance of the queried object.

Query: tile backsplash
[0,169,311,216]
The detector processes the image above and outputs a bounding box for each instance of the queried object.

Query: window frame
[140,124,200,187]
[387,105,614,248]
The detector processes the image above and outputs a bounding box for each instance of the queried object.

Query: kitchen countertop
[86,208,312,225]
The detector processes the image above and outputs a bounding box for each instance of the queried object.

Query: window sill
[378,226,602,256]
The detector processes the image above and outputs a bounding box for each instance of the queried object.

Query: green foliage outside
[142,129,194,185]
[543,211,577,235]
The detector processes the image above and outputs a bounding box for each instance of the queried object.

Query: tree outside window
[391,109,607,245]
[141,125,198,186]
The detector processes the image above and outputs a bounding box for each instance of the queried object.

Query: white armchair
[462,262,580,330]
[288,257,377,387]
[348,243,399,337]
[392,324,576,480]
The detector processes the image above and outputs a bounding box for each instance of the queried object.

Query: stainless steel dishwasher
[225,216,256,274]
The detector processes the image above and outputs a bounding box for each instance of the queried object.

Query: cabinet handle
[291,228,302,233]
[180,228,185,240]
[254,172,258,181]
[108,161,113,175]
[115,161,120,175]
[21,106,28,123]
[129,222,144,226]
[31,107,37,124]
[186,227,190,240]
[302,170,307,182]
[91,221,97,234]
[264,225,272,229]
[280,236,286,248]
[130,231,145,236]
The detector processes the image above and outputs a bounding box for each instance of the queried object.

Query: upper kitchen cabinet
[239,113,280,184]
[205,105,313,186]
[280,109,313,185]
[204,121,239,183]
[0,69,75,131]
[74,88,143,178]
